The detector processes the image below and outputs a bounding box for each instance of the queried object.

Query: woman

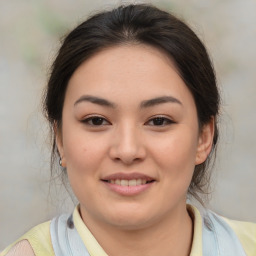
[1,4,255,256]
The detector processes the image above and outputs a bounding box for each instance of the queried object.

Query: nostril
[112,156,142,165]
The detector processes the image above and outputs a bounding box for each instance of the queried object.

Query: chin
[102,206,156,230]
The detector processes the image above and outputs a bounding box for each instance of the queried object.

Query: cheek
[63,132,109,204]
[63,131,108,178]
[151,128,198,177]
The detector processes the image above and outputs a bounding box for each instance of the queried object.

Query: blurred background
[0,0,255,250]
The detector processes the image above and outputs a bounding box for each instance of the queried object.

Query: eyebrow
[74,95,116,108]
[74,95,182,108]
[140,96,182,108]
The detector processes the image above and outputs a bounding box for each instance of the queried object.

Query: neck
[80,203,193,256]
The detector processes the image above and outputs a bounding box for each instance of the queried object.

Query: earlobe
[195,117,215,165]
[54,122,67,168]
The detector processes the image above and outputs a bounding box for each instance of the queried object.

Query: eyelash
[81,116,111,126]
[145,116,175,126]
[81,115,175,127]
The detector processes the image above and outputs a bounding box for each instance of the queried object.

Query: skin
[56,44,214,256]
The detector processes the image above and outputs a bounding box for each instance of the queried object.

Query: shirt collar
[73,204,203,256]
[73,205,108,256]
[187,204,203,256]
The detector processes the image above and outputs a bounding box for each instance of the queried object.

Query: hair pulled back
[44,4,220,203]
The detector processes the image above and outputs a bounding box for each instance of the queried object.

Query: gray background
[0,0,255,250]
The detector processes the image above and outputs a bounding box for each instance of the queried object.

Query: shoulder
[189,204,256,256]
[0,221,54,256]
[221,216,256,256]
[205,209,256,256]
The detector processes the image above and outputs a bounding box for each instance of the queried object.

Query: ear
[195,117,215,165]
[54,122,67,168]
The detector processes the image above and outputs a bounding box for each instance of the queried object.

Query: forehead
[65,44,194,107]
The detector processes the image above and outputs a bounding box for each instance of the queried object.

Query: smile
[105,179,153,186]
[101,173,156,196]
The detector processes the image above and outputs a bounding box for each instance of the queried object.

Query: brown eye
[82,116,110,126]
[146,117,174,126]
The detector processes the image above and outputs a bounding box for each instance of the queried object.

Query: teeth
[128,180,137,186]
[137,179,142,185]
[108,179,149,186]
[121,180,128,186]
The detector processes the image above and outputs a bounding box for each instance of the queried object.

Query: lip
[101,172,156,196]
[101,172,155,181]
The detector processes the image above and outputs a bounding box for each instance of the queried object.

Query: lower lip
[102,181,155,196]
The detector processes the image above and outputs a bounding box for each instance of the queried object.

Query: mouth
[100,173,156,196]
[102,179,155,186]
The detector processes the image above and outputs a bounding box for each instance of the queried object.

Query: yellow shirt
[1,205,256,256]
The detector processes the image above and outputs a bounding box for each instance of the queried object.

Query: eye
[145,116,175,126]
[82,116,111,126]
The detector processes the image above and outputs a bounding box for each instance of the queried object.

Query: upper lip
[101,172,156,181]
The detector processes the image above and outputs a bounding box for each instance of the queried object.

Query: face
[56,44,213,230]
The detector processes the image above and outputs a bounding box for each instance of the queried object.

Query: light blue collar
[202,210,247,256]
[50,209,247,256]
[50,214,90,256]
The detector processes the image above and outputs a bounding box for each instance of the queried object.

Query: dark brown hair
[43,4,220,203]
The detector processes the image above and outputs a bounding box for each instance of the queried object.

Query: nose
[109,123,146,165]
